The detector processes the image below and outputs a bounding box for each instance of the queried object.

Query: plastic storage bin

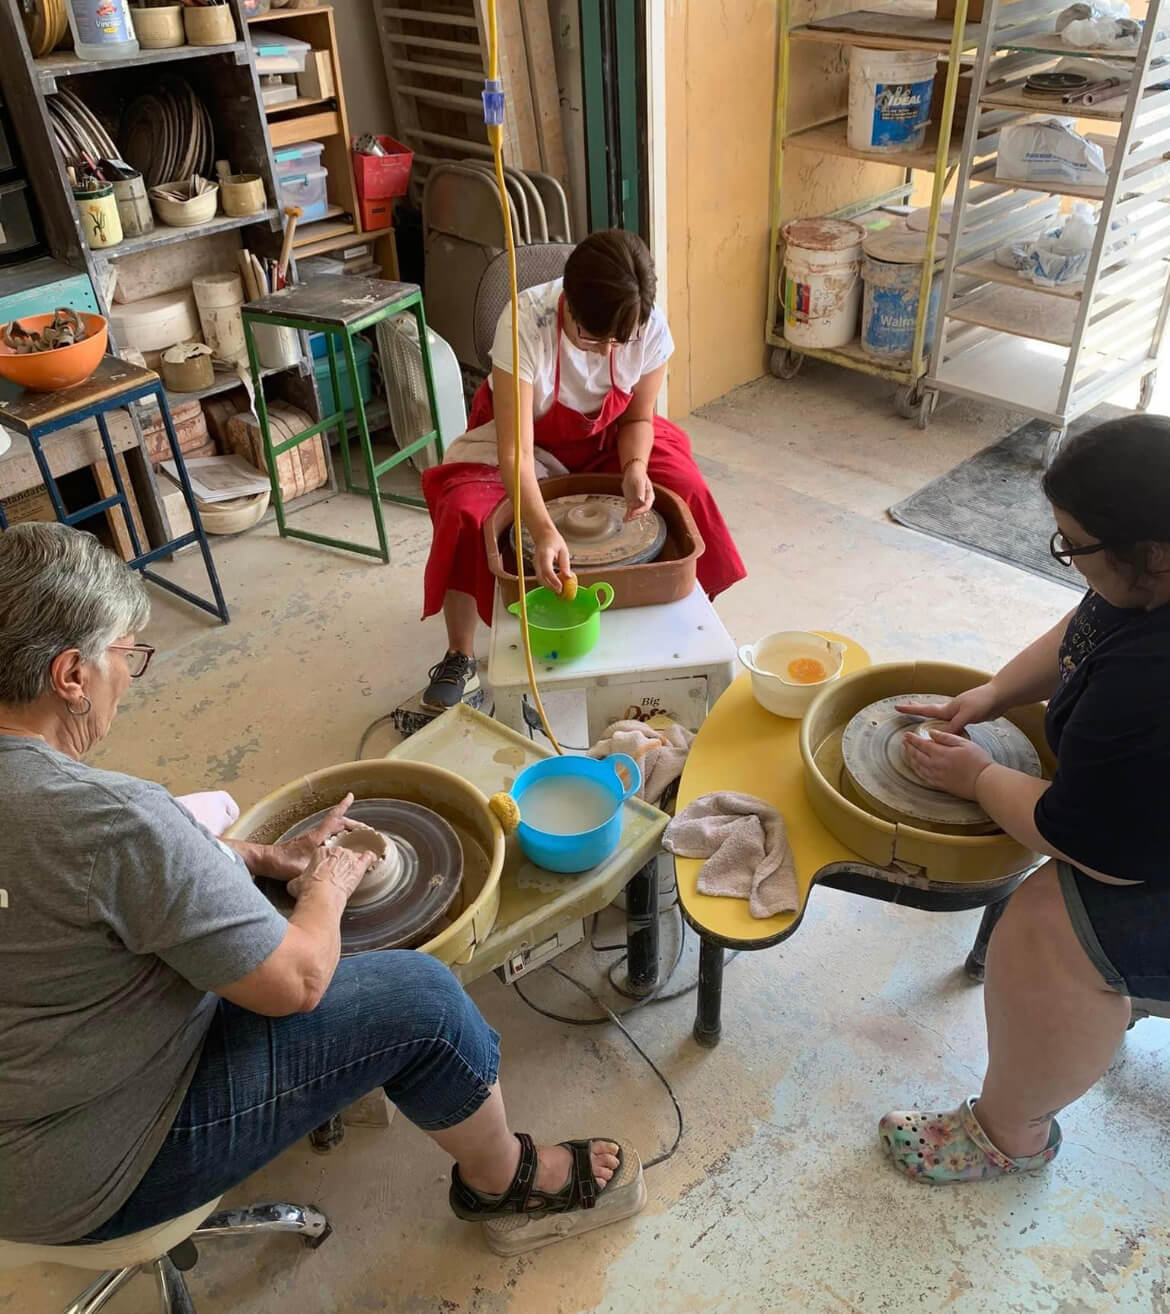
[311,333,374,413]
[253,34,311,73]
[276,166,328,223]
[351,135,413,201]
[273,141,326,177]
[0,181,40,265]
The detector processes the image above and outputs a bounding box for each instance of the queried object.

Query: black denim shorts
[1058,861,1170,1002]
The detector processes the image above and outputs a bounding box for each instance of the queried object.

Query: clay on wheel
[331,824,403,906]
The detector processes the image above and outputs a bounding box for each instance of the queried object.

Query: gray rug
[890,409,1125,589]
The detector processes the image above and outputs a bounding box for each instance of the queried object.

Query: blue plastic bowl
[510,753,641,873]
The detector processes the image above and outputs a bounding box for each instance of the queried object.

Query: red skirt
[421,388,747,624]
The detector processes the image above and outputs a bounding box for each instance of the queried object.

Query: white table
[488,584,738,742]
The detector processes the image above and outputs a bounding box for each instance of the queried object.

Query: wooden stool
[675,636,1033,1047]
[0,357,228,622]
[241,277,443,563]
[488,584,738,743]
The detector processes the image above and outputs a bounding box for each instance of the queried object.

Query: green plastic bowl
[508,581,614,661]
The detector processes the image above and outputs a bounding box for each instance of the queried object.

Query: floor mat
[889,409,1126,589]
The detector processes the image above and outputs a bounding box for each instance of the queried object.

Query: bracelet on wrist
[621,456,647,474]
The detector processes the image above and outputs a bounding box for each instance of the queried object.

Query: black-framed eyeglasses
[1049,530,1110,567]
[108,643,155,678]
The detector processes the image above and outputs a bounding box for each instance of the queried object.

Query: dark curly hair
[1042,414,1170,580]
[563,228,656,344]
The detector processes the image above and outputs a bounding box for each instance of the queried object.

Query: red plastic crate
[358,196,393,232]
[351,136,413,201]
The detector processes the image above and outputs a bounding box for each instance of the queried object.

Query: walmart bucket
[848,48,937,153]
[780,218,864,349]
[860,225,943,364]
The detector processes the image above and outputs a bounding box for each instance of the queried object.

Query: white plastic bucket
[780,218,864,349]
[193,273,247,364]
[848,48,937,153]
[859,226,943,363]
[251,323,301,371]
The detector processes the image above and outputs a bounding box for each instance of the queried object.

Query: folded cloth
[589,719,695,805]
[176,790,240,837]
[663,792,798,918]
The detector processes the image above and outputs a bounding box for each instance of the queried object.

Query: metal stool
[0,357,228,622]
[241,277,443,563]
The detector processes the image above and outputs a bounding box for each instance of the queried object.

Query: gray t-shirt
[0,738,288,1243]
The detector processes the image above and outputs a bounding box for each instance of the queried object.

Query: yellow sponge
[488,792,521,834]
[561,572,579,602]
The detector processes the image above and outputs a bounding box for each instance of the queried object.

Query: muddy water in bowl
[511,754,642,873]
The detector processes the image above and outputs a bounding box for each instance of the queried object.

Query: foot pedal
[391,684,490,739]
[481,1146,647,1257]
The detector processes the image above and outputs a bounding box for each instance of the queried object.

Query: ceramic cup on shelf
[183,2,235,46]
[129,4,184,49]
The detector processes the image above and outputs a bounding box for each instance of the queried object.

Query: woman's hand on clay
[261,793,361,881]
[622,459,654,522]
[533,525,572,592]
[896,683,1000,734]
[287,844,374,901]
[902,729,993,800]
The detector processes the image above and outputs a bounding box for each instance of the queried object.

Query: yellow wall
[664,0,918,416]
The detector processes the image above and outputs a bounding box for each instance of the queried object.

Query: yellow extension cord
[485,0,563,755]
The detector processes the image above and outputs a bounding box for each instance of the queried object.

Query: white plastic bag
[997,119,1108,188]
[1056,1,1141,48]
[993,203,1134,287]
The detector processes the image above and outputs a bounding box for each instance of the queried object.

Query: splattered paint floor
[7,367,1168,1314]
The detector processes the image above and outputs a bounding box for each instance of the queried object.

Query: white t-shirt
[489,279,673,419]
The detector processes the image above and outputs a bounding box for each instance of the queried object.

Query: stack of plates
[47,88,118,166]
[22,0,69,58]
[121,78,215,189]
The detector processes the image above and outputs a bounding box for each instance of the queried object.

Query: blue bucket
[860,252,941,363]
[510,754,641,873]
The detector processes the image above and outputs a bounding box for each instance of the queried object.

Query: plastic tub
[311,333,373,412]
[0,312,108,392]
[273,141,326,176]
[739,631,847,719]
[510,754,641,874]
[253,33,311,73]
[848,48,937,153]
[860,225,944,363]
[351,135,413,201]
[780,217,864,348]
[276,165,328,222]
[507,581,614,662]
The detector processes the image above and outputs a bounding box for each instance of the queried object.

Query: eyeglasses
[575,329,643,349]
[108,643,155,678]
[1049,530,1111,567]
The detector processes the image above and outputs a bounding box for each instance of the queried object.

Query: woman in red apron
[420,229,746,709]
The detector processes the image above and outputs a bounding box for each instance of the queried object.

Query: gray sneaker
[422,651,481,711]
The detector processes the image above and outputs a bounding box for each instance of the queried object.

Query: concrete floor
[7,365,1169,1314]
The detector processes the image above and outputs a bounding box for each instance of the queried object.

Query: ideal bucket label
[871,78,932,147]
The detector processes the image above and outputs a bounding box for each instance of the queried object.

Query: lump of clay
[329,824,402,906]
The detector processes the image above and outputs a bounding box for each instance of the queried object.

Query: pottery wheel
[261,799,464,954]
[514,494,667,568]
[840,695,1042,835]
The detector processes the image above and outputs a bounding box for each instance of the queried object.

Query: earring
[67,696,93,717]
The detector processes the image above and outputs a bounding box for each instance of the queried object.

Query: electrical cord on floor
[521,697,589,752]
[355,713,398,762]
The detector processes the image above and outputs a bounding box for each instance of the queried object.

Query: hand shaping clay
[330,824,403,906]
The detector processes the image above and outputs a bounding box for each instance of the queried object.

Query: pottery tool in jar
[261,798,464,954]
[839,695,1042,835]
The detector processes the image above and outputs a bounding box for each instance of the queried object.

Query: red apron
[422,301,746,624]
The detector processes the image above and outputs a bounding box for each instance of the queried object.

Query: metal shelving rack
[926,0,1170,452]
[765,1,981,424]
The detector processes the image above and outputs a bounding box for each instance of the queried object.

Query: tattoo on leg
[1029,1108,1062,1125]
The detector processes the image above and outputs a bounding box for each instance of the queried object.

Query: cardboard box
[296,50,335,101]
[936,0,985,22]
[930,69,974,134]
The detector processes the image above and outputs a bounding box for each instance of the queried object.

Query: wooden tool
[277,205,303,285]
[237,249,261,302]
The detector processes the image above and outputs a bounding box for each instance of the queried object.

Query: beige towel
[441,419,570,480]
[589,719,694,805]
[663,792,798,918]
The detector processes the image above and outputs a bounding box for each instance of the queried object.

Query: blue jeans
[86,951,500,1240]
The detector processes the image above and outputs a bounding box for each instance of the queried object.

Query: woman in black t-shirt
[878,415,1170,1185]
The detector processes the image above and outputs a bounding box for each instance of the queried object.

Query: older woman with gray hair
[0,523,632,1253]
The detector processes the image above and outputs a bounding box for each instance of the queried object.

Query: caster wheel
[1139,369,1158,411]
[894,385,921,420]
[769,347,804,380]
[304,1221,333,1250]
[915,391,937,430]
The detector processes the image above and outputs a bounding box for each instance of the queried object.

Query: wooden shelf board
[792,7,983,53]
[269,109,342,149]
[164,362,290,408]
[947,283,1081,345]
[980,165,1106,201]
[294,214,357,250]
[92,209,278,262]
[786,118,960,172]
[247,8,331,21]
[957,257,1083,300]
[266,95,334,117]
[930,334,1071,417]
[981,82,1129,122]
[999,33,1141,60]
[294,225,392,259]
[36,42,246,86]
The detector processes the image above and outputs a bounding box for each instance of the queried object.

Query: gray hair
[0,523,150,704]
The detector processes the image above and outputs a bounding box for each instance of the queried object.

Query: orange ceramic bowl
[0,313,108,392]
